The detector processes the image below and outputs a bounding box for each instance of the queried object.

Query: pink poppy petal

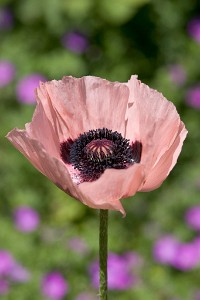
[36,82,71,142]
[125,75,185,179]
[139,121,187,191]
[6,129,82,200]
[38,76,129,140]
[80,76,129,134]
[6,129,45,173]
[79,164,145,216]
[25,100,60,159]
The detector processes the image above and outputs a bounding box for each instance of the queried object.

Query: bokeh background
[1,0,200,299]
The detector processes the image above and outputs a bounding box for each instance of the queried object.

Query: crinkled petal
[37,76,129,140]
[6,129,81,200]
[125,75,185,179]
[25,100,60,159]
[139,121,187,191]
[79,164,145,216]
[36,82,71,142]
[7,129,45,173]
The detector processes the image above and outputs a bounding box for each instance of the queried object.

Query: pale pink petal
[6,129,45,173]
[80,76,129,134]
[79,164,145,216]
[36,82,71,142]
[38,76,129,140]
[6,129,81,200]
[25,100,60,159]
[126,75,184,177]
[139,121,187,191]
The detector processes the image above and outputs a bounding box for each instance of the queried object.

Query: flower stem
[99,209,108,300]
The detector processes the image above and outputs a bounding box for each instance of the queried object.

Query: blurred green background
[1,0,200,299]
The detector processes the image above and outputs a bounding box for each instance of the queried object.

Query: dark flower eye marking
[60,128,142,182]
[131,140,142,164]
[60,138,74,164]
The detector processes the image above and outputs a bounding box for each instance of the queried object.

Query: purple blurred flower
[16,73,46,104]
[186,86,200,109]
[10,263,31,282]
[0,279,9,295]
[0,60,16,87]
[41,272,68,300]
[14,206,40,232]
[168,64,186,86]
[153,235,179,265]
[0,250,15,276]
[172,243,199,271]
[0,8,13,30]
[123,252,143,268]
[188,18,200,43]
[185,206,200,230]
[62,31,88,54]
[68,237,88,255]
[155,236,200,271]
[89,252,139,290]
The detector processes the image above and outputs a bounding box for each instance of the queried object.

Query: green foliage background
[1,0,200,299]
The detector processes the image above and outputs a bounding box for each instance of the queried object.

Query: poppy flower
[6,75,187,215]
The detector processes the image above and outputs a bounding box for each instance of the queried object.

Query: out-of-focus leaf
[62,0,93,19]
[37,50,87,78]
[99,0,149,24]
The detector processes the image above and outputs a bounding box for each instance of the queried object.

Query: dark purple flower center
[60,128,142,182]
[85,139,114,161]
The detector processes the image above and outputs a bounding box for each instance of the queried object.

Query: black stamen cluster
[60,128,142,182]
